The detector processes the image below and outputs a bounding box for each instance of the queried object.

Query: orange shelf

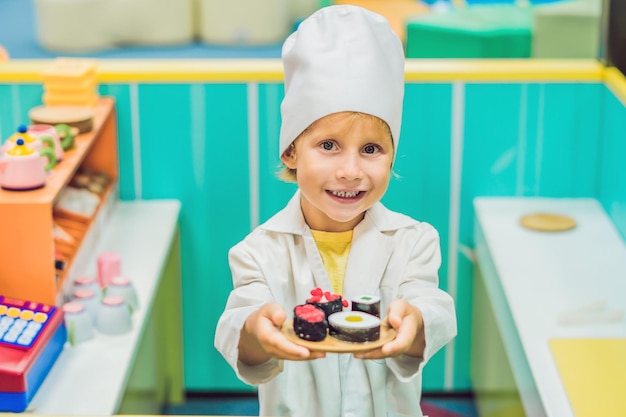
[0,97,117,205]
[0,97,119,305]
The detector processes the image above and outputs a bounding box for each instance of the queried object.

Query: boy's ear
[281,146,297,169]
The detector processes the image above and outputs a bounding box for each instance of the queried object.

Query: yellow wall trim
[0,59,285,83]
[0,59,606,83]
[404,59,604,82]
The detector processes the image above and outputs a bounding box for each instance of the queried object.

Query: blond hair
[277,112,393,183]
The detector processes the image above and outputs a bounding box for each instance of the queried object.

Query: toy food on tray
[328,311,381,343]
[293,304,327,342]
[286,288,392,350]
[351,294,381,317]
[306,287,348,319]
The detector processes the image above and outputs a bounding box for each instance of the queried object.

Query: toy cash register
[0,295,66,412]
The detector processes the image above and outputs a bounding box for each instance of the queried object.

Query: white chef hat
[279,5,405,159]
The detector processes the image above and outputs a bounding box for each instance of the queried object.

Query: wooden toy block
[44,78,98,94]
[43,92,99,108]
[41,58,99,108]
[41,58,97,84]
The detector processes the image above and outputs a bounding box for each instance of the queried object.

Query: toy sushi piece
[293,304,328,342]
[328,311,381,343]
[306,287,348,320]
[351,294,381,318]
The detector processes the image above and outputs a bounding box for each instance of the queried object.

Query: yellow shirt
[310,229,353,295]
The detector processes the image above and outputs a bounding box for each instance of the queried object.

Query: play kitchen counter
[26,199,184,415]
[472,197,626,417]
[0,97,118,305]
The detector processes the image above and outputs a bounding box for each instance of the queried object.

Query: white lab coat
[215,191,457,417]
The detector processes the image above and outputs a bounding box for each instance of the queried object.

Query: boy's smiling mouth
[329,190,362,198]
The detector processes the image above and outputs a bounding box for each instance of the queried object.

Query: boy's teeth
[332,190,359,198]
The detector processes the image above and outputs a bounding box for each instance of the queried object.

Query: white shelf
[28,199,181,416]
[474,197,626,417]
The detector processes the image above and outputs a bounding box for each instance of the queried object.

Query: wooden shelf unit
[0,97,118,305]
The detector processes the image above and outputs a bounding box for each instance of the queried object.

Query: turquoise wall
[1,76,622,393]
[598,87,626,239]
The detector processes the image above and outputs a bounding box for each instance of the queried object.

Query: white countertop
[474,197,626,417]
[28,199,181,415]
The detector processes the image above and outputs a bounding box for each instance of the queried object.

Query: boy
[215,5,457,417]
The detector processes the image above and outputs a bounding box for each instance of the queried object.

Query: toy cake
[306,287,348,320]
[328,311,381,343]
[293,304,327,342]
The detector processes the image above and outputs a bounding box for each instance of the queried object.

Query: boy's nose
[337,152,363,180]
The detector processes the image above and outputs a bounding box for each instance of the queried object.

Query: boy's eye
[321,141,334,151]
[363,144,379,154]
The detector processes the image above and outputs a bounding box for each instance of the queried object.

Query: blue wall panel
[137,84,195,198]
[599,86,626,240]
[537,83,601,197]
[132,83,255,391]
[195,83,253,390]
[98,84,135,199]
[257,82,296,224]
[101,82,256,390]
[0,84,44,137]
[0,85,15,140]
[385,83,454,389]
[463,83,523,200]
[461,82,525,389]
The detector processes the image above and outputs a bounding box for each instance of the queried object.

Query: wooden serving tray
[281,320,396,353]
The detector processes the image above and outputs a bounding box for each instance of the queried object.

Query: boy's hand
[239,302,326,365]
[354,299,425,360]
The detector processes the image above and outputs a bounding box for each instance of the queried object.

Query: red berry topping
[307,288,345,304]
[342,299,349,308]
[295,304,325,322]
[324,291,341,301]
[310,287,323,297]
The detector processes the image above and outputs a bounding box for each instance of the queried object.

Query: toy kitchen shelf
[0,97,118,305]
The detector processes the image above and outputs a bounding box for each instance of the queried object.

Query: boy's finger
[380,335,408,357]
[265,330,326,360]
[271,307,287,326]
[354,347,385,360]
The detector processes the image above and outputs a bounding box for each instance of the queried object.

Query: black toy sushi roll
[351,294,381,317]
[293,304,328,342]
[306,287,348,320]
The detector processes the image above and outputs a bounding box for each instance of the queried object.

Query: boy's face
[282,112,394,232]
